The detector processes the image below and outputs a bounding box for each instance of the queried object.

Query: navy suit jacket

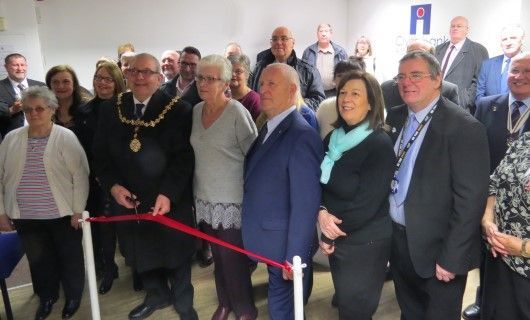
[435,38,489,113]
[242,110,323,265]
[0,77,45,136]
[474,93,530,173]
[476,55,505,103]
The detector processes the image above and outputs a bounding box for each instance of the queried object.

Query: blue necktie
[394,114,419,205]
[500,58,510,94]
[135,103,145,119]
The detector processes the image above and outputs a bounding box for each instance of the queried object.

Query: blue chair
[0,232,24,320]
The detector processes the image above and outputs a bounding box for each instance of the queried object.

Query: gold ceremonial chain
[116,93,180,152]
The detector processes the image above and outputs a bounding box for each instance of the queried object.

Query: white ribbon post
[80,211,101,320]
[292,255,306,320]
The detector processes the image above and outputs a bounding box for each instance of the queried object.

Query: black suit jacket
[0,77,45,136]
[474,93,530,173]
[159,75,202,107]
[381,79,460,112]
[385,97,490,277]
[435,38,489,113]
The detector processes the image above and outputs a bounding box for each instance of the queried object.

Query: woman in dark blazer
[318,70,395,319]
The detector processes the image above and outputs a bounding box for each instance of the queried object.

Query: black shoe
[128,302,171,320]
[35,298,56,320]
[198,246,213,268]
[99,270,118,294]
[61,299,80,319]
[462,303,480,320]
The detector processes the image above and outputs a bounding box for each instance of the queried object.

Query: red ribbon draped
[86,213,290,271]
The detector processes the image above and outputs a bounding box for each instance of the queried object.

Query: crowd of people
[0,14,528,320]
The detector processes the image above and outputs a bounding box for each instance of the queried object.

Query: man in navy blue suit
[242,63,323,319]
[475,25,525,104]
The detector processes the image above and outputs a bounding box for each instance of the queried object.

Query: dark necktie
[508,100,524,142]
[256,123,268,146]
[441,45,456,77]
[135,103,145,119]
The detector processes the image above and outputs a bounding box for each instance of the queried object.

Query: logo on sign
[410,4,431,35]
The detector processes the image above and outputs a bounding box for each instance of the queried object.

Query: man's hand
[319,241,335,255]
[152,194,170,216]
[435,264,455,282]
[0,214,13,231]
[110,184,139,209]
[9,100,23,115]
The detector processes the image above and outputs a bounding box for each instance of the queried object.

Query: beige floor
[2,255,478,320]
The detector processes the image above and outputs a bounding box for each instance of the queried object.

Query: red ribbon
[86,213,290,271]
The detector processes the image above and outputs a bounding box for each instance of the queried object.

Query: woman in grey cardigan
[0,86,89,320]
[190,55,258,320]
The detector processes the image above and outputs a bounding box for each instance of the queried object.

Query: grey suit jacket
[435,38,489,113]
[385,97,490,277]
[0,77,45,136]
[381,79,459,112]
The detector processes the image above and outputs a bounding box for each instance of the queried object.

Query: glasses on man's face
[395,72,431,83]
[195,75,222,84]
[23,106,47,114]
[179,61,197,69]
[270,36,292,43]
[94,75,114,84]
[127,69,159,77]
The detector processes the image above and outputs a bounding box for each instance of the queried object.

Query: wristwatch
[521,239,530,258]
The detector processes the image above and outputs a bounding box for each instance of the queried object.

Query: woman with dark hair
[318,70,395,319]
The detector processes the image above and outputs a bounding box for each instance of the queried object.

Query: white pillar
[81,211,101,320]
[292,255,305,320]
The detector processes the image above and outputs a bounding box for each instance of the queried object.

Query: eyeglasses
[270,36,293,42]
[179,61,197,68]
[394,72,431,83]
[23,106,47,114]
[510,68,530,77]
[195,75,222,84]
[94,75,114,84]
[127,69,159,77]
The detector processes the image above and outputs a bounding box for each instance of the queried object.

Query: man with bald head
[250,26,325,110]
[476,25,526,103]
[93,53,198,320]
[381,39,459,112]
[160,50,180,82]
[243,63,323,319]
[435,16,489,113]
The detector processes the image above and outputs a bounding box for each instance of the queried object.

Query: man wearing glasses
[385,51,489,320]
[249,26,325,111]
[161,46,202,107]
[93,53,198,320]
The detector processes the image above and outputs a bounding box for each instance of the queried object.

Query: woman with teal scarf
[318,70,396,319]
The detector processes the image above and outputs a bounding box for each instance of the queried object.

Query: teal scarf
[320,121,373,184]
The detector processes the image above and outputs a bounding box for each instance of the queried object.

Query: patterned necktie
[17,83,25,98]
[508,101,525,143]
[135,103,145,119]
[394,114,419,205]
[500,58,511,94]
[441,45,456,77]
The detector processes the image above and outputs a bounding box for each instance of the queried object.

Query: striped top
[16,137,61,219]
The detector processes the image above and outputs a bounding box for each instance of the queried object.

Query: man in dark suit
[160,46,202,107]
[93,53,198,320]
[242,63,323,319]
[0,53,44,136]
[382,39,459,112]
[467,52,530,320]
[435,16,489,114]
[385,51,490,319]
[475,25,525,103]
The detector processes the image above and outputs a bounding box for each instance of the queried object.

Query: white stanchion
[81,211,101,320]
[292,255,306,320]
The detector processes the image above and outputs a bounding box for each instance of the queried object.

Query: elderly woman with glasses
[191,54,258,320]
[227,54,260,121]
[0,86,89,320]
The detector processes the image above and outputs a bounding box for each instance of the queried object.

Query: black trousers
[140,259,196,319]
[13,217,85,301]
[329,237,391,320]
[390,223,467,320]
[482,253,530,320]
[202,224,257,317]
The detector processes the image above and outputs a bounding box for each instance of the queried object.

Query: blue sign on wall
[410,4,431,35]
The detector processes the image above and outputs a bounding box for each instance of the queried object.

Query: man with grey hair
[475,25,526,103]
[224,42,243,57]
[160,50,180,82]
[243,63,323,319]
[381,39,459,112]
[93,53,198,320]
[302,23,348,97]
[385,50,489,319]
[250,26,325,110]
